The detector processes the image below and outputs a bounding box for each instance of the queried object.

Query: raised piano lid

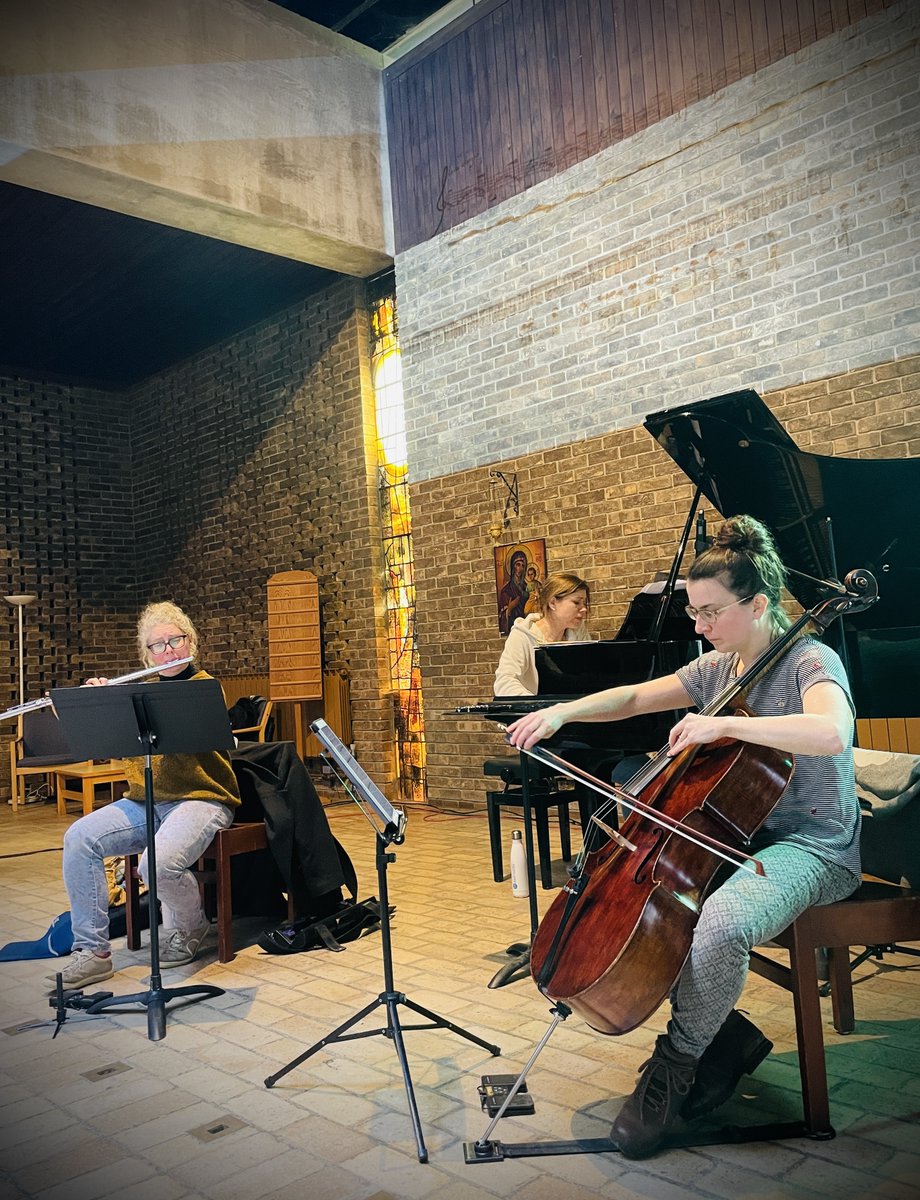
[643,388,920,718]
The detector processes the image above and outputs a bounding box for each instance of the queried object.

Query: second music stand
[50,679,233,1042]
[264,720,501,1163]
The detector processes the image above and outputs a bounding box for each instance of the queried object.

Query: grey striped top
[677,637,861,880]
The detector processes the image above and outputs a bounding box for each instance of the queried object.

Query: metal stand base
[264,833,501,1163]
[464,1120,832,1164]
[488,943,531,989]
[86,982,225,1041]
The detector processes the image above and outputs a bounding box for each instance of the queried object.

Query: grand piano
[464,387,918,745]
[645,388,920,725]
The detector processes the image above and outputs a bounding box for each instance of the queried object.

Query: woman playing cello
[507,515,861,1158]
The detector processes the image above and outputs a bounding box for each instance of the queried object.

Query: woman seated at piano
[506,515,861,1159]
[494,572,591,696]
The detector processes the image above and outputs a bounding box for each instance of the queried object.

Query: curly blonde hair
[136,601,199,667]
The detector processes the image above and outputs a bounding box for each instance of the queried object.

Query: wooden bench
[53,760,127,816]
[749,880,920,1134]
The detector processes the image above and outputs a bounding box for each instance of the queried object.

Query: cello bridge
[591,814,637,852]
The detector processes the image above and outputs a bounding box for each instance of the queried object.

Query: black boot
[681,1010,772,1121]
[612,1034,697,1159]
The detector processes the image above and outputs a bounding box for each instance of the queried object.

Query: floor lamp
[4,593,37,708]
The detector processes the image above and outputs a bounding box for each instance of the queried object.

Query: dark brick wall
[2,276,394,797]
[1,376,136,709]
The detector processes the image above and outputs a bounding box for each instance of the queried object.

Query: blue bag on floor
[0,912,74,960]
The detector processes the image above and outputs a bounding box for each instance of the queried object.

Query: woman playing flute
[50,601,239,992]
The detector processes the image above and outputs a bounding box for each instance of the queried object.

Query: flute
[0,656,195,722]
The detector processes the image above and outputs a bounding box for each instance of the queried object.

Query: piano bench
[487,789,594,889]
[748,880,920,1135]
[483,756,523,787]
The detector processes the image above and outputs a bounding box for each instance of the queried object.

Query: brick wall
[391,1,919,809]
[126,275,394,785]
[2,277,396,797]
[0,377,136,689]
[395,1,919,483]
[411,357,920,810]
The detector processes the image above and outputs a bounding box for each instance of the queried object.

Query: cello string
[522,744,763,877]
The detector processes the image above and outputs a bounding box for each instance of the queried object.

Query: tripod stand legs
[265,988,501,1163]
[265,831,500,1163]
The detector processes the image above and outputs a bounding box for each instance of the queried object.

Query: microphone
[694,511,710,557]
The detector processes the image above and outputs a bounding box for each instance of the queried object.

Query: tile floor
[1,794,918,1200]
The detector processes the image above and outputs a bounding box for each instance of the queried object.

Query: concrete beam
[0,0,393,276]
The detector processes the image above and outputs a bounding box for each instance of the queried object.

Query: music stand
[264,720,501,1164]
[49,679,232,1042]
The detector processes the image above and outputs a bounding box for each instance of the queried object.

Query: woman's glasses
[146,634,189,654]
[685,595,754,623]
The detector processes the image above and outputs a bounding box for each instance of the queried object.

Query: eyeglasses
[685,595,755,623]
[146,634,188,654]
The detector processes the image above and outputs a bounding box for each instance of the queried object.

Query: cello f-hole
[634,828,664,885]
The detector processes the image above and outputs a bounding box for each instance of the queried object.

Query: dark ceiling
[0,2,457,390]
[269,1,454,51]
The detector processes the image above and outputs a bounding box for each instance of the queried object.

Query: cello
[526,568,878,1036]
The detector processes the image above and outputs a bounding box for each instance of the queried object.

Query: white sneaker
[159,920,211,967]
[46,948,114,990]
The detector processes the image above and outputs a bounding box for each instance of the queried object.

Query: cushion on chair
[18,708,80,767]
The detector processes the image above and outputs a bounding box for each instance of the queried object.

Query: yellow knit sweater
[122,669,240,808]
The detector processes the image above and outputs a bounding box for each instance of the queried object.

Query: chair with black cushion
[9,707,121,813]
[228,695,275,743]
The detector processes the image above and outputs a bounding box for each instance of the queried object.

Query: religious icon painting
[494,539,547,635]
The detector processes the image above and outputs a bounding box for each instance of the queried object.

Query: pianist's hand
[506,706,566,749]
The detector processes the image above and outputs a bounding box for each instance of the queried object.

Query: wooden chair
[230,698,274,743]
[123,820,288,963]
[749,880,920,1134]
[9,708,120,813]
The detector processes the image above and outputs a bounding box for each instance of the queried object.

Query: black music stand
[265,720,501,1163]
[49,680,232,1042]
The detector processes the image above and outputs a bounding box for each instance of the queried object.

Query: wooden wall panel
[385,0,894,251]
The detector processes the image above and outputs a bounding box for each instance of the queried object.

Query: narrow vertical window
[369,282,426,803]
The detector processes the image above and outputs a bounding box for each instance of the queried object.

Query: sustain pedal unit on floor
[478,1073,536,1117]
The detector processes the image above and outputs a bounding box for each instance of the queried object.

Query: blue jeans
[62,797,234,954]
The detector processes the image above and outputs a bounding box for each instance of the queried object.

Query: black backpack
[257,837,390,954]
[257,897,387,954]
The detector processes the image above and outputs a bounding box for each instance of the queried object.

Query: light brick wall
[396,1,919,484]
[396,0,920,811]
